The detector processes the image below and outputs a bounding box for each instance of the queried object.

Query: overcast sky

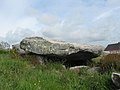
[0,0,120,46]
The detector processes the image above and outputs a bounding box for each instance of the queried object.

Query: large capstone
[20,37,103,55]
[20,37,81,55]
[20,37,103,66]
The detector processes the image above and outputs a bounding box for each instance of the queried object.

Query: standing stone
[12,44,26,54]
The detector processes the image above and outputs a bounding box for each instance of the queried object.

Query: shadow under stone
[37,50,98,67]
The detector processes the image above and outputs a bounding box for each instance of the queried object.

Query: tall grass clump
[0,50,80,90]
[101,54,120,71]
[77,72,116,90]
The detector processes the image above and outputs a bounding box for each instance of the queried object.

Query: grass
[92,56,102,64]
[0,50,119,90]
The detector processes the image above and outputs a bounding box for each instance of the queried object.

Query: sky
[0,0,120,46]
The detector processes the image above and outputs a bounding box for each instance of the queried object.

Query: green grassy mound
[0,50,119,90]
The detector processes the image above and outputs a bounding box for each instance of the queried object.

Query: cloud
[0,0,120,46]
[107,0,120,6]
[93,7,120,22]
[91,9,120,45]
[5,28,36,44]
[0,0,32,36]
[31,12,61,26]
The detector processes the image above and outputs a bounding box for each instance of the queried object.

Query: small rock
[70,66,89,74]
[112,73,120,88]
[87,67,101,74]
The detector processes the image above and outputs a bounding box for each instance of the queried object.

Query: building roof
[104,42,120,51]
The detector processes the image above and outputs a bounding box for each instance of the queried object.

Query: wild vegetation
[101,54,120,71]
[0,50,119,90]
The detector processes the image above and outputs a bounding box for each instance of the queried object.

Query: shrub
[101,54,120,71]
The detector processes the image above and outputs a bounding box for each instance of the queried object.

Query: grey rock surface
[112,73,120,88]
[0,41,10,50]
[20,37,104,66]
[70,66,89,73]
[87,67,101,74]
[12,44,26,54]
[20,37,103,56]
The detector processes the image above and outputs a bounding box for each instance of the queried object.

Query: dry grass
[101,54,120,70]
